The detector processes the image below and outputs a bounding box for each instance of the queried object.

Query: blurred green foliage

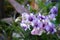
[56,3,60,24]
[4,0,14,17]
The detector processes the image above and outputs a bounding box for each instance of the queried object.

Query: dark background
[0,0,4,19]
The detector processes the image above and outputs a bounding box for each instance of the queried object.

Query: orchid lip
[28,16,33,21]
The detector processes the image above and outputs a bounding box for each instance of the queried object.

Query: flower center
[49,27,54,32]
[28,16,33,21]
[34,22,39,27]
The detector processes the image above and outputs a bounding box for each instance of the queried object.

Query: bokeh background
[0,0,60,40]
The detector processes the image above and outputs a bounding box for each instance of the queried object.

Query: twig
[8,0,30,14]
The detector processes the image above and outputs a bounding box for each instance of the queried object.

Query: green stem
[36,36,38,40]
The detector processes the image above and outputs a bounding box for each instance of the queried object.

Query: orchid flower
[19,6,58,36]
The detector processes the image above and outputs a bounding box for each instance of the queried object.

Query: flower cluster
[20,6,58,36]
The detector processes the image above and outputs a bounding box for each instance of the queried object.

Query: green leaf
[56,3,60,24]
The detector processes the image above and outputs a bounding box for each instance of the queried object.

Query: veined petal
[31,27,43,36]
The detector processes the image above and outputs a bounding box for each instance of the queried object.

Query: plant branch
[8,0,30,14]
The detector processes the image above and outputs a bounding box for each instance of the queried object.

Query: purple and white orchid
[19,6,58,36]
